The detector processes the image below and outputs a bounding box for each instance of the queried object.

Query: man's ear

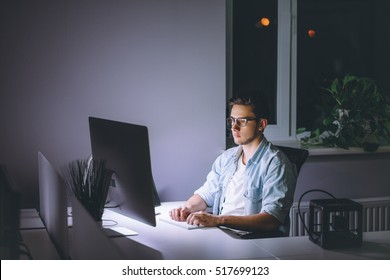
[258,118,268,131]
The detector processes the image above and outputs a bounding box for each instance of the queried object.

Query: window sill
[228,137,390,156]
[305,145,390,156]
[270,139,390,156]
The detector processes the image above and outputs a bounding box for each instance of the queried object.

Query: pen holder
[62,158,113,223]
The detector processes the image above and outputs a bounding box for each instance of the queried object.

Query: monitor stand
[103,226,138,237]
[67,206,139,236]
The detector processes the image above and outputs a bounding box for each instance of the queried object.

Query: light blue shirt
[194,137,297,234]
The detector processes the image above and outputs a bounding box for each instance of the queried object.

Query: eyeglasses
[227,116,257,127]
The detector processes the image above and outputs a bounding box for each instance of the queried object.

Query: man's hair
[228,90,270,120]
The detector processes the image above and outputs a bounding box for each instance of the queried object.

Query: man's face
[230,104,263,146]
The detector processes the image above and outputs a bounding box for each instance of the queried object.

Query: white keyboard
[159,216,204,230]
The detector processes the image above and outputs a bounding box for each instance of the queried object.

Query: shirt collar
[250,137,269,164]
[233,137,269,164]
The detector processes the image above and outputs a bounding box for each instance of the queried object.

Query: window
[296,0,390,131]
[228,0,390,146]
[230,0,278,124]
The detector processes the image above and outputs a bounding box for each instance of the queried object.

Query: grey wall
[0,0,226,208]
[295,153,390,202]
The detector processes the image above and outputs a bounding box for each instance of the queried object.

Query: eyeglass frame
[226,116,258,127]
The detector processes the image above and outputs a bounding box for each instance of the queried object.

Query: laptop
[37,152,70,259]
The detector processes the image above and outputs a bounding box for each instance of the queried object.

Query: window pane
[232,0,278,124]
[297,0,390,131]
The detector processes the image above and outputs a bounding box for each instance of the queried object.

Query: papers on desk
[159,216,205,230]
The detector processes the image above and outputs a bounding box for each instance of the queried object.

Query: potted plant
[299,74,390,151]
[62,157,113,223]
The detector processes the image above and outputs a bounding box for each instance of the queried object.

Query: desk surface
[251,231,390,260]
[19,229,61,260]
[19,209,60,260]
[102,202,390,260]
[19,209,45,229]
[104,202,273,260]
[19,202,390,260]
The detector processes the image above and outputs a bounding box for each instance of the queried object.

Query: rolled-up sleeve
[194,156,223,207]
[260,157,297,224]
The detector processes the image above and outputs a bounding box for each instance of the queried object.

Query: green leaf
[329,79,338,94]
[342,74,356,85]
[296,127,307,134]
[323,116,333,126]
[312,128,320,137]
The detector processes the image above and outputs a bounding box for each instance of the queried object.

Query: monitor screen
[88,117,159,227]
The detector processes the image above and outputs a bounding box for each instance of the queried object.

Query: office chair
[274,145,309,175]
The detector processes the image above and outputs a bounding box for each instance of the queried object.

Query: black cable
[297,189,337,237]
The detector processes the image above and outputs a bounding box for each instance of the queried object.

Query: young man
[169,93,297,235]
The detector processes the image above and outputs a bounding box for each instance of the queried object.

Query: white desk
[251,231,390,260]
[103,202,275,259]
[19,229,61,260]
[101,202,390,260]
[19,209,45,229]
[19,208,60,260]
[19,203,390,260]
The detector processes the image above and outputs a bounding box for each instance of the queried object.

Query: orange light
[260,17,270,27]
[308,29,316,38]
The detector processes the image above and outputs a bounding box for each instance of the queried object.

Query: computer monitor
[88,116,160,227]
[38,152,69,259]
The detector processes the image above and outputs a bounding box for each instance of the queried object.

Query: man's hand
[186,211,220,227]
[169,194,208,222]
[169,206,191,222]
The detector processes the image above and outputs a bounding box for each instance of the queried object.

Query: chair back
[275,145,309,175]
[275,146,309,238]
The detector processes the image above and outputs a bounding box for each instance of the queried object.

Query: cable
[297,189,337,237]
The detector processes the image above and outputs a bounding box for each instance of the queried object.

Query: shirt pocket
[243,184,263,214]
[244,187,262,203]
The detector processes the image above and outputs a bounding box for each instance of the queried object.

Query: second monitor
[88,116,160,227]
